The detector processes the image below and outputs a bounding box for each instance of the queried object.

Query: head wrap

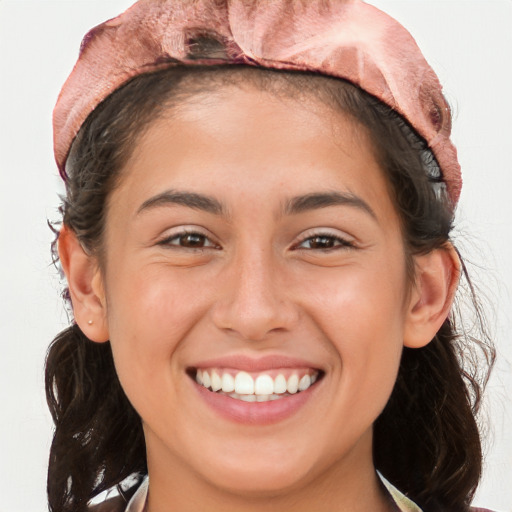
[53,0,462,205]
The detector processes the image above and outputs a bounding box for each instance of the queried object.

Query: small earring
[87,320,93,325]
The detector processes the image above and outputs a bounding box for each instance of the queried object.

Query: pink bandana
[53,0,462,205]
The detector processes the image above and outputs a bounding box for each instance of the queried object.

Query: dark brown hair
[46,65,494,512]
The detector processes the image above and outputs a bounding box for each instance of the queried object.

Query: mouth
[186,355,325,424]
[188,367,324,403]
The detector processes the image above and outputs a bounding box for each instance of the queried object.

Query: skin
[59,84,459,511]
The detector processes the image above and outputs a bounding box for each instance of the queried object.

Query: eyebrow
[283,191,376,219]
[137,189,376,220]
[137,190,225,216]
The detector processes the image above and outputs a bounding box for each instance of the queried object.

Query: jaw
[143,419,383,512]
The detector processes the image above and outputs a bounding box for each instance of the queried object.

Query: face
[99,84,411,498]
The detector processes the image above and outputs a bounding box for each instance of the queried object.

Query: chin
[205,462,311,497]
[184,437,313,495]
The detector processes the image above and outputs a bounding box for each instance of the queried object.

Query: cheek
[103,265,211,400]
[300,256,407,411]
[302,255,408,339]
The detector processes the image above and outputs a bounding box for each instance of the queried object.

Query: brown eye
[297,234,354,251]
[179,233,207,248]
[159,231,218,249]
[306,236,337,249]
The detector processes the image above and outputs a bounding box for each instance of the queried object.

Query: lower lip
[192,378,320,425]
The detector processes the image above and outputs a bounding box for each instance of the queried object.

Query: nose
[210,247,299,341]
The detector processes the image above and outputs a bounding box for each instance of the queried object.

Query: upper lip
[191,354,322,373]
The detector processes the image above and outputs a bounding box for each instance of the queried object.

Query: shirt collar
[125,477,148,512]
[378,472,423,512]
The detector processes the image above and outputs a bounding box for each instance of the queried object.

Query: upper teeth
[195,369,318,396]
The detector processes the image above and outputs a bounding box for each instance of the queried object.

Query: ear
[58,226,109,343]
[403,244,460,349]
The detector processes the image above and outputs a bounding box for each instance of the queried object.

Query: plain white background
[0,1,510,511]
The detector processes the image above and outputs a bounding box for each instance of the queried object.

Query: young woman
[46,1,495,511]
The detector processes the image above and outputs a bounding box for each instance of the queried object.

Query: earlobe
[58,226,109,343]
[403,244,460,349]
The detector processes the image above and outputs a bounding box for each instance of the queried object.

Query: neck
[144,429,395,512]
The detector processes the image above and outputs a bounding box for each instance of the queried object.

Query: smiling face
[92,83,413,506]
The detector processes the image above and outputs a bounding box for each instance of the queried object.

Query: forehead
[114,83,396,223]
